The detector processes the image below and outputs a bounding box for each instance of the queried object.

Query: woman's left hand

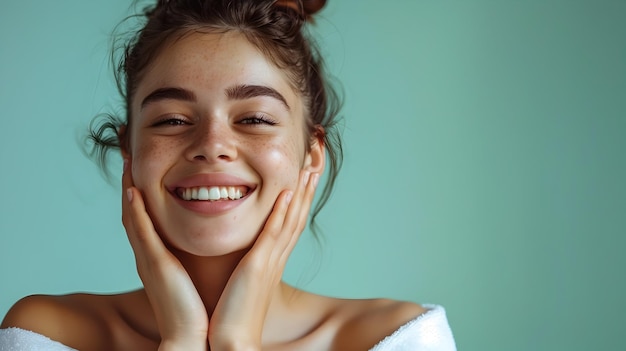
[208,170,319,350]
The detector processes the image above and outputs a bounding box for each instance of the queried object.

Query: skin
[1,31,426,351]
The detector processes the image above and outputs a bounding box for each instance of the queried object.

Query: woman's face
[126,31,323,256]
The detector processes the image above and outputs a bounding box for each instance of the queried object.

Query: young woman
[0,1,455,350]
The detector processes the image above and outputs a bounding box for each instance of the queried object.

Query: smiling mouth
[176,186,250,201]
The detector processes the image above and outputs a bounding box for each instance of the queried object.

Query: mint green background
[1,1,625,350]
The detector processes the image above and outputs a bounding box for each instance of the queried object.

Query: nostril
[193,155,207,160]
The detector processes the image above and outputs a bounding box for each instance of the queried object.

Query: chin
[158,219,261,257]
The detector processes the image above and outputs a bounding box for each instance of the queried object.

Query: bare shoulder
[1,293,116,349]
[1,291,151,351]
[331,298,427,351]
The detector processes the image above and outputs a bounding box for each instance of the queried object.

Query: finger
[126,188,174,263]
[121,158,134,229]
[281,171,318,247]
[254,171,319,257]
[120,160,169,267]
[257,188,294,241]
[291,172,318,232]
[263,170,309,239]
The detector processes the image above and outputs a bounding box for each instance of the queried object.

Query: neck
[173,248,248,317]
[166,248,309,346]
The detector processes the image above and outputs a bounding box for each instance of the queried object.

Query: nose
[185,119,237,163]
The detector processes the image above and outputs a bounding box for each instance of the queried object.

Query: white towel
[0,328,77,351]
[0,304,455,351]
[370,304,457,351]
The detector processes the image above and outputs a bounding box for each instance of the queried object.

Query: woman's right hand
[121,159,209,351]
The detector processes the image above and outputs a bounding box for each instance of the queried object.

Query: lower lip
[170,191,249,215]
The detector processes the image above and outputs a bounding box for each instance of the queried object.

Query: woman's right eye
[152,117,189,127]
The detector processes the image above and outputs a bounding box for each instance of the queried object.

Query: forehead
[133,31,297,108]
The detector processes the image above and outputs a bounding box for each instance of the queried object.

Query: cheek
[130,136,176,188]
[256,137,304,189]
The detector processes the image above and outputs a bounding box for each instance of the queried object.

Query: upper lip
[167,173,256,192]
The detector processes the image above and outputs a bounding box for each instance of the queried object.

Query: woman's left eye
[238,114,278,126]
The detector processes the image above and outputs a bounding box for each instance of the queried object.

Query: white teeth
[179,186,246,201]
[208,187,220,200]
[198,187,210,200]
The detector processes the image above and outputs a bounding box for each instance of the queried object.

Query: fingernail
[126,188,133,202]
[285,191,293,204]
[303,171,311,185]
[123,158,129,172]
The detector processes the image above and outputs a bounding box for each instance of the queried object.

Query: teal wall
[1,1,625,350]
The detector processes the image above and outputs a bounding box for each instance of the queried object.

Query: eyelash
[151,114,277,127]
[152,116,189,127]
[238,114,278,126]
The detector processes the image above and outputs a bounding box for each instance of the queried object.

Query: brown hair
[88,0,343,235]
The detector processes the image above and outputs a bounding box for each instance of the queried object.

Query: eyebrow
[140,84,290,110]
[226,84,290,110]
[141,87,196,109]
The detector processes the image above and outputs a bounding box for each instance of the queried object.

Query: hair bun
[276,0,327,20]
[302,0,327,16]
